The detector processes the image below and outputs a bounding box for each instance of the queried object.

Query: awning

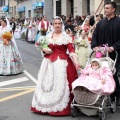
[32,2,44,9]
[17,6,25,12]
[3,6,8,12]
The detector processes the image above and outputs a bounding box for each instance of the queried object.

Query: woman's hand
[3,38,10,46]
[101,79,105,85]
[70,53,81,70]
[75,62,81,70]
[42,48,52,54]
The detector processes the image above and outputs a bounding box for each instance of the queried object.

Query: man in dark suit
[91,1,120,105]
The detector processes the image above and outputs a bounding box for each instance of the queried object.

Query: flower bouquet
[40,28,47,35]
[22,24,27,28]
[41,28,47,32]
[22,24,25,26]
[35,36,52,53]
[36,36,48,48]
[2,32,13,46]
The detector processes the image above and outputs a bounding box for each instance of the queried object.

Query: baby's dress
[72,64,116,95]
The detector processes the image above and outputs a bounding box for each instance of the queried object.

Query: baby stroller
[71,50,118,120]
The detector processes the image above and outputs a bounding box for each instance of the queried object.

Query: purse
[95,51,103,58]
[95,44,108,58]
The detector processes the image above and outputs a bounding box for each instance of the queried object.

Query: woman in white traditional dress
[35,18,41,43]
[31,16,80,116]
[0,18,24,75]
[14,25,21,39]
[28,18,37,42]
[21,18,29,40]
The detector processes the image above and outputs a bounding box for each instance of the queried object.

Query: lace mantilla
[46,33,73,45]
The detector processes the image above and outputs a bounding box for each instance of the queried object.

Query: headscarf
[5,17,10,27]
[81,16,90,28]
[52,16,65,33]
[81,15,95,28]
[91,58,101,67]
[4,17,23,62]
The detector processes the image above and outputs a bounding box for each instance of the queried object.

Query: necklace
[54,31,61,35]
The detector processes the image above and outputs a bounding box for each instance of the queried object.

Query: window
[0,0,1,7]
[115,0,120,3]
[56,0,61,16]
[28,10,31,18]
[70,0,73,15]
[12,7,13,13]
[14,6,16,15]
[87,0,90,15]
[105,0,111,3]
[3,0,5,6]
[116,5,120,14]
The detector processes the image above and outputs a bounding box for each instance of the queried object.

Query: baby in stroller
[72,58,116,95]
[71,57,116,120]
[71,52,117,119]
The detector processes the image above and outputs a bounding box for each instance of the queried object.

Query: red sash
[41,20,49,30]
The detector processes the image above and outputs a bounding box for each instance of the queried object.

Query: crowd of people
[0,1,120,117]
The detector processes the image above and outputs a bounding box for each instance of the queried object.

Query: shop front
[32,2,44,19]
[17,6,25,19]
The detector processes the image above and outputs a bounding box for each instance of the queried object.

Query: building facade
[14,0,53,21]
[53,0,95,17]
[9,0,18,18]
[53,0,120,18]
[0,0,9,17]
[1,0,120,19]
[53,0,102,17]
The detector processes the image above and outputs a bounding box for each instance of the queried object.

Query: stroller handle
[89,50,118,60]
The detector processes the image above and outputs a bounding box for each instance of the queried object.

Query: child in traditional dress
[69,30,75,42]
[72,58,116,95]
[35,28,47,42]
[35,29,51,56]
[65,28,70,35]
[74,30,91,68]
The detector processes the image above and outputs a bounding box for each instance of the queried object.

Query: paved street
[0,39,120,120]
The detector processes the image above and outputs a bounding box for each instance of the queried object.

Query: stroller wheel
[110,101,116,113]
[71,107,77,117]
[99,111,106,120]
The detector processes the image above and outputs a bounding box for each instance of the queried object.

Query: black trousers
[110,52,120,99]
